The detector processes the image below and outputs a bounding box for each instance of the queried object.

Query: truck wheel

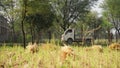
[86,39,91,45]
[67,38,73,44]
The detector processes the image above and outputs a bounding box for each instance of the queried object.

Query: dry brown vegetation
[41,43,57,50]
[60,45,75,63]
[26,42,38,53]
[0,43,120,68]
[85,45,103,52]
[109,43,120,50]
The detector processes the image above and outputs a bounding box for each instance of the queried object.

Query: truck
[61,28,93,44]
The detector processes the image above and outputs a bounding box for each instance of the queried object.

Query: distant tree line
[0,0,119,47]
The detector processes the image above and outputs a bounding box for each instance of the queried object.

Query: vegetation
[50,0,98,31]
[102,0,120,42]
[0,42,120,68]
[0,0,119,44]
[0,0,120,67]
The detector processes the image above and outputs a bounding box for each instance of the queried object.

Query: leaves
[25,0,55,32]
[102,0,120,36]
[50,0,98,31]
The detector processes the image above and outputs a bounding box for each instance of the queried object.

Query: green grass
[0,43,120,68]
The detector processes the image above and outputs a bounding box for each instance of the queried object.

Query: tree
[21,0,27,48]
[0,0,20,42]
[102,16,113,44]
[26,13,54,43]
[25,0,55,43]
[0,0,55,44]
[71,11,102,45]
[50,0,98,31]
[102,0,120,42]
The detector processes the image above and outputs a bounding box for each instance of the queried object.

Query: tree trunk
[115,31,118,42]
[21,19,26,48]
[116,29,120,40]
[107,28,112,44]
[33,29,36,42]
[30,23,34,43]
[12,21,15,43]
[48,31,51,43]
[21,0,27,49]
[81,26,84,45]
[114,28,119,42]
[35,31,40,44]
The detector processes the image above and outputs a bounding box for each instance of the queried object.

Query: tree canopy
[50,0,98,31]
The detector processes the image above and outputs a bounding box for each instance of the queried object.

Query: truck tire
[86,39,91,45]
[67,38,73,44]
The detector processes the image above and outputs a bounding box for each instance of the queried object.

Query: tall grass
[0,43,120,68]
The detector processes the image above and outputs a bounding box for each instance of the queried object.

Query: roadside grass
[0,43,120,68]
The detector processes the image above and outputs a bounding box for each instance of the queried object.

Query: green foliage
[73,12,103,39]
[101,17,113,29]
[26,0,51,15]
[25,0,55,32]
[50,0,98,31]
[0,0,21,22]
[101,0,120,34]
[102,0,120,17]
[26,13,54,32]
[79,12,102,29]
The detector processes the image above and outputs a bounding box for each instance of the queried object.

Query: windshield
[65,29,72,35]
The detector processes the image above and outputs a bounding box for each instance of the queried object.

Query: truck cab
[61,28,92,44]
[61,28,74,44]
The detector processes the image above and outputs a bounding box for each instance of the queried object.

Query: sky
[91,0,104,17]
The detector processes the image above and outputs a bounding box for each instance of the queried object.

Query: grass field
[0,43,120,68]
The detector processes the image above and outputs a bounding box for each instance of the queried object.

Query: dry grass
[0,43,120,68]
[60,45,75,63]
[26,42,38,53]
[109,43,120,50]
[85,45,103,52]
[41,43,57,51]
